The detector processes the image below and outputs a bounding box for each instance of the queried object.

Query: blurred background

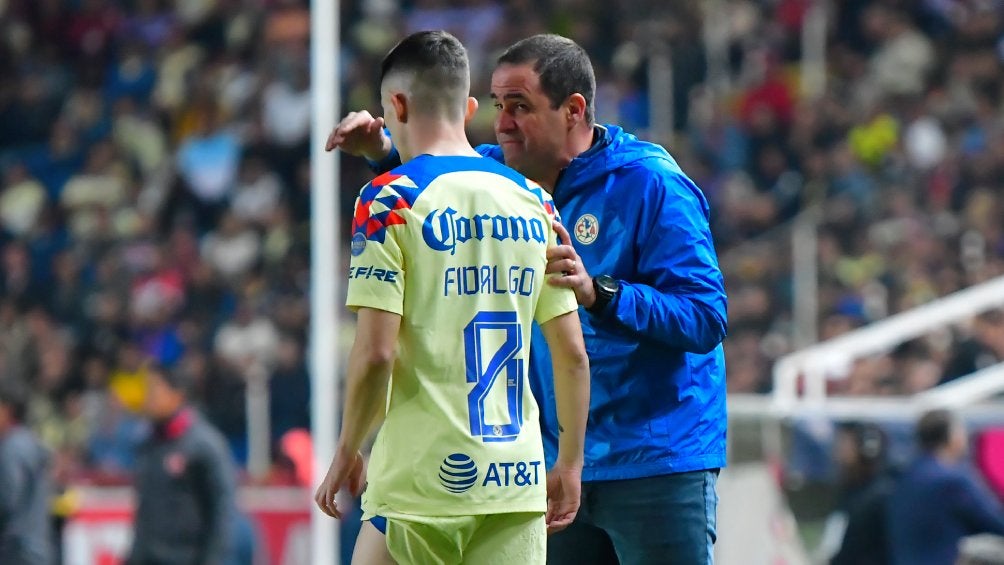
[1,0,1004,563]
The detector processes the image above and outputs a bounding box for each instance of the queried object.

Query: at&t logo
[439,453,478,493]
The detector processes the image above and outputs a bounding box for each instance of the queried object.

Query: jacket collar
[155,407,194,441]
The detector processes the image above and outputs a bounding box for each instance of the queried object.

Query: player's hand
[324,111,391,161]
[546,221,597,308]
[314,449,366,519]
[544,462,582,535]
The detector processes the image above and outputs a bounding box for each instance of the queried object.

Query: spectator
[861,5,935,102]
[107,342,149,414]
[823,422,895,565]
[210,299,279,458]
[175,103,242,228]
[213,299,279,375]
[943,310,1004,383]
[21,120,84,200]
[59,139,129,243]
[886,409,1004,565]
[0,164,47,239]
[0,380,54,565]
[267,334,309,441]
[200,211,261,281]
[230,152,283,226]
[111,97,169,177]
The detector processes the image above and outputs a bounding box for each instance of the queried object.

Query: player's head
[0,379,29,433]
[143,362,191,421]
[916,408,968,460]
[491,34,596,182]
[379,31,475,149]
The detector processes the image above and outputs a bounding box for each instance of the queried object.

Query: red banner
[63,487,313,565]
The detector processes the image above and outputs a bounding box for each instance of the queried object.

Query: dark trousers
[547,469,720,565]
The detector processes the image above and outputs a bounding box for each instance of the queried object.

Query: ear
[390,92,408,124]
[464,96,479,125]
[566,93,588,126]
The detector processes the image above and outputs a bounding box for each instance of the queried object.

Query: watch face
[596,275,618,293]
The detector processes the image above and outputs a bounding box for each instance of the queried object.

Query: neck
[399,118,478,162]
[933,448,958,465]
[154,405,191,437]
[537,123,596,193]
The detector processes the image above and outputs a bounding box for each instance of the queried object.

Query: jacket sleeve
[366,144,402,174]
[194,437,238,565]
[474,143,505,163]
[951,472,1004,536]
[124,447,148,565]
[0,448,20,536]
[366,137,503,173]
[601,164,728,353]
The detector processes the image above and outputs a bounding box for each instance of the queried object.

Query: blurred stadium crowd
[1,0,1004,489]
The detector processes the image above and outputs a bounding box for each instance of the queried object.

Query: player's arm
[338,307,400,456]
[539,310,589,533]
[324,110,504,173]
[540,311,589,465]
[315,307,400,519]
[324,111,392,160]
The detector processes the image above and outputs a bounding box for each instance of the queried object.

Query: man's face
[490,63,569,182]
[143,373,181,421]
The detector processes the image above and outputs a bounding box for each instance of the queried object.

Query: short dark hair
[0,379,29,423]
[380,30,470,121]
[497,34,596,124]
[838,422,887,463]
[916,409,958,452]
[148,362,193,397]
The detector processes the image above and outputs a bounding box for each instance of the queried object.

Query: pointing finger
[552,220,573,247]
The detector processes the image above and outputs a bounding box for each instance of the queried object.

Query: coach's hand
[314,448,366,519]
[546,221,597,308]
[545,462,582,535]
[325,111,392,161]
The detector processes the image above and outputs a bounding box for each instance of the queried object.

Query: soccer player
[313,31,590,565]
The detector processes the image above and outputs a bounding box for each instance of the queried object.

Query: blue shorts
[369,515,388,534]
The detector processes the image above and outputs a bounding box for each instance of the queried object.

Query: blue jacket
[372,125,728,481]
[886,456,1004,565]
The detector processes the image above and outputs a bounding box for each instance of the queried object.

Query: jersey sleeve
[533,198,578,325]
[345,186,406,315]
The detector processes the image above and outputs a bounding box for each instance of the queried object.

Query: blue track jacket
[372,125,728,481]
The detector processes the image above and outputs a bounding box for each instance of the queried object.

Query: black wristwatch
[588,275,620,314]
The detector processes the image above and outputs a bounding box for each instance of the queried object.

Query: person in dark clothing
[0,380,54,565]
[886,409,1004,565]
[942,310,1004,384]
[267,334,310,441]
[829,422,894,565]
[127,363,240,565]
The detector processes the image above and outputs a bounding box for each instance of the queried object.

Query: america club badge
[574,214,599,245]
